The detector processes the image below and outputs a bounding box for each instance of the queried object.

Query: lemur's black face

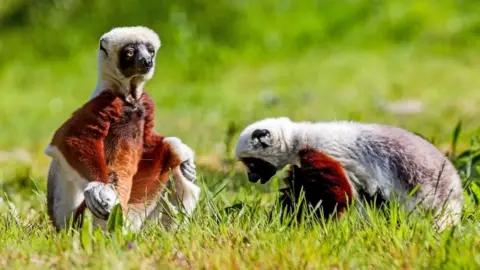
[241,157,277,184]
[117,42,156,78]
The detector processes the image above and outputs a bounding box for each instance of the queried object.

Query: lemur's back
[356,124,462,197]
[302,122,461,200]
[324,122,463,227]
[307,121,463,229]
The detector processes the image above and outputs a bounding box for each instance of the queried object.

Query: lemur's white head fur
[92,26,161,99]
[235,117,298,183]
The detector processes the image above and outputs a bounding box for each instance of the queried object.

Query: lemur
[45,26,200,232]
[235,117,464,230]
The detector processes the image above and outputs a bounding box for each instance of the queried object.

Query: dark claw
[180,161,197,182]
[85,195,109,220]
[183,168,196,176]
[86,201,108,220]
[181,168,196,182]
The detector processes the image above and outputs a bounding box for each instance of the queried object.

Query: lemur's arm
[46,91,122,220]
[48,91,122,183]
[280,148,353,219]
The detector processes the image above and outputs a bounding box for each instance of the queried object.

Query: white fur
[91,26,161,99]
[163,137,195,163]
[170,166,201,214]
[236,117,361,171]
[158,137,200,229]
[235,117,464,230]
[156,167,201,230]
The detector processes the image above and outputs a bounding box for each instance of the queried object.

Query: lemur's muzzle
[134,54,152,74]
[248,171,276,184]
[133,44,153,74]
[242,158,278,184]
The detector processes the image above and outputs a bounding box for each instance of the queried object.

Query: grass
[1,176,480,269]
[2,0,480,269]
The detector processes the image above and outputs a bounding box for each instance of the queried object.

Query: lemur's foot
[164,137,197,182]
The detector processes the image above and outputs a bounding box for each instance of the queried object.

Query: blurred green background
[2,0,480,186]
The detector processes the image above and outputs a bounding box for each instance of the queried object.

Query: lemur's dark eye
[147,46,155,55]
[251,129,271,148]
[125,49,134,58]
[252,129,270,140]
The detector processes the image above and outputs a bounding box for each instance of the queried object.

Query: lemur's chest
[113,101,145,136]
[104,100,146,165]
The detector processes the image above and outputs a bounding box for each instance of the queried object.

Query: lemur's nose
[143,58,152,68]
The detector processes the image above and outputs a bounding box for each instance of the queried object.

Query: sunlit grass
[0,173,479,269]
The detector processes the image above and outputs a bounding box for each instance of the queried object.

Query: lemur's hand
[84,182,118,220]
[164,137,197,182]
[180,160,197,182]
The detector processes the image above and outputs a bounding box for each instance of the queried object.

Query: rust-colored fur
[50,90,182,224]
[280,147,353,219]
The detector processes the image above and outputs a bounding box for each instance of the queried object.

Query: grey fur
[235,117,464,230]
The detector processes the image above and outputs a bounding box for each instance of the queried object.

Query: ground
[2,1,480,269]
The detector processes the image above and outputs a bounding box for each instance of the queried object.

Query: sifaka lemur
[45,26,200,232]
[235,117,464,230]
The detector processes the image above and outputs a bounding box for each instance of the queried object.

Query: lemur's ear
[251,129,271,148]
[99,38,108,56]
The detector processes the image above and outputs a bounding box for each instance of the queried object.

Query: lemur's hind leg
[151,138,200,230]
[155,166,201,230]
[125,137,200,231]
[47,156,117,231]
[47,160,86,230]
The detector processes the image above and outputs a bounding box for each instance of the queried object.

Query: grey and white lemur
[235,117,464,230]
